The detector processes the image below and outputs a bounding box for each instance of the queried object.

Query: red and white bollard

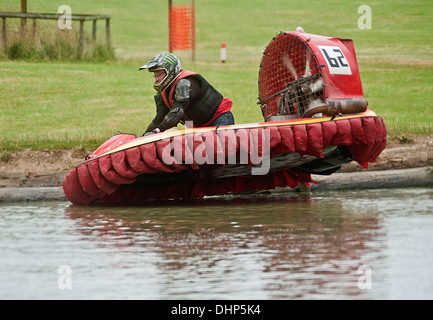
[220,43,226,63]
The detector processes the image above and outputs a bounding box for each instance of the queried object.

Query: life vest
[160,70,225,127]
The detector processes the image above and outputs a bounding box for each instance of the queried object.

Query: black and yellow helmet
[139,52,182,92]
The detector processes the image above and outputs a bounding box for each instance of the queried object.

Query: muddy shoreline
[1,135,432,201]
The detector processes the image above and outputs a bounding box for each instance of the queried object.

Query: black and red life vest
[160,70,230,127]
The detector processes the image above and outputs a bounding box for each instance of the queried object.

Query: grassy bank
[1,0,432,152]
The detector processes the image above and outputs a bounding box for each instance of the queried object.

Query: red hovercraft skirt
[62,113,386,205]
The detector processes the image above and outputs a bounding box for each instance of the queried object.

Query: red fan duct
[258,31,367,121]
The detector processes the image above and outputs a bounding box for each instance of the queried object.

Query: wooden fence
[0,12,111,55]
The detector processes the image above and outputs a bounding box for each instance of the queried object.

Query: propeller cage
[258,31,366,121]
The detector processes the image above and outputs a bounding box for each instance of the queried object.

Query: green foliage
[0,151,12,163]
[0,19,115,62]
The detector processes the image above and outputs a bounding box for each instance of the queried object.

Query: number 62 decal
[318,45,352,75]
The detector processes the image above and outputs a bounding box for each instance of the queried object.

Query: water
[1,188,432,300]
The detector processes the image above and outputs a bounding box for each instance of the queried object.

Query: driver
[139,52,234,135]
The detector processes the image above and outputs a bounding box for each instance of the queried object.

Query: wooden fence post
[32,18,37,40]
[192,0,196,62]
[92,19,97,41]
[1,17,6,50]
[79,20,84,56]
[20,0,27,33]
[168,0,172,53]
[105,18,110,48]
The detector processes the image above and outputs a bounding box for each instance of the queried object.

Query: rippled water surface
[1,188,432,299]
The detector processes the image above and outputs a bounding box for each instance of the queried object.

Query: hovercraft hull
[62,112,386,205]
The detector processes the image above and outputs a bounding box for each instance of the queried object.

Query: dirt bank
[0,135,432,188]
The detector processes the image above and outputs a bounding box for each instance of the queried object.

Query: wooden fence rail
[0,12,111,55]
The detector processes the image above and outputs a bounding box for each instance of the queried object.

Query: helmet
[139,52,182,92]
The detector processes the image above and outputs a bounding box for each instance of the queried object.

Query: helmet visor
[150,68,168,88]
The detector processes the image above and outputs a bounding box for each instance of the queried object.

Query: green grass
[1,0,432,151]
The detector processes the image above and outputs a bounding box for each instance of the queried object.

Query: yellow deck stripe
[94,111,378,159]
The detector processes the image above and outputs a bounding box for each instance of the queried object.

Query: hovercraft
[62,30,387,205]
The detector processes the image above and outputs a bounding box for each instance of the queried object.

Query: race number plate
[318,45,352,75]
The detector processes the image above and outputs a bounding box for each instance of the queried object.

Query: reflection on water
[1,188,432,299]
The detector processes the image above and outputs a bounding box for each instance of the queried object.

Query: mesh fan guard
[258,32,324,120]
